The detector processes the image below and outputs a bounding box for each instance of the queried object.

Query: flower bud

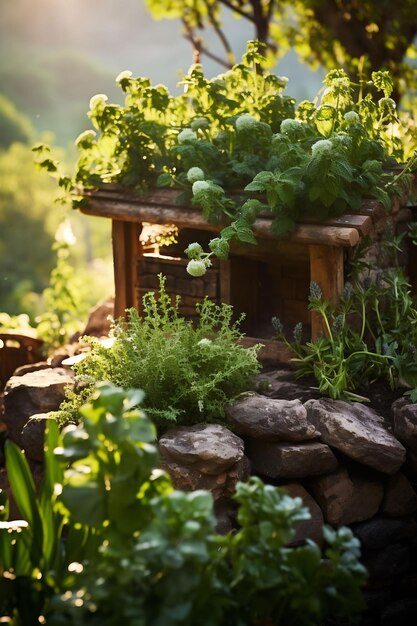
[187,167,205,183]
[186,259,207,277]
[185,242,203,259]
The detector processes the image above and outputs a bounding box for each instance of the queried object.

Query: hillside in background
[0,0,322,145]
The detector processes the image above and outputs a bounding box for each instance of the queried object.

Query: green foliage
[35,228,83,351]
[0,93,34,148]
[273,233,417,401]
[0,143,62,314]
[0,421,66,622]
[57,275,261,428]
[0,383,367,625]
[41,45,416,277]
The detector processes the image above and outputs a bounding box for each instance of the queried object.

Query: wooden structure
[0,332,44,389]
[81,187,412,348]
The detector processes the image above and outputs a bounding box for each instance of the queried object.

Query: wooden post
[112,220,142,318]
[219,259,232,304]
[309,245,344,340]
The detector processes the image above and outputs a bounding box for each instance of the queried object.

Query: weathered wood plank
[112,221,141,318]
[239,336,292,364]
[309,245,344,340]
[83,199,361,247]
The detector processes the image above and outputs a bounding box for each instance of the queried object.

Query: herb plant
[0,383,367,625]
[57,274,261,428]
[35,42,417,276]
[273,232,417,402]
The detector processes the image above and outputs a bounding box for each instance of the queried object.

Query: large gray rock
[392,397,417,453]
[226,392,319,441]
[256,369,321,403]
[305,398,406,474]
[311,467,384,525]
[3,368,74,446]
[159,423,244,473]
[159,423,248,500]
[246,440,338,479]
[21,413,50,462]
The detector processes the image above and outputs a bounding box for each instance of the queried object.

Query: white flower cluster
[343,111,360,124]
[185,242,204,259]
[178,128,197,143]
[192,180,211,195]
[187,167,205,183]
[191,117,210,131]
[186,259,208,277]
[235,114,257,132]
[280,118,301,134]
[379,97,396,111]
[185,241,212,277]
[89,93,108,109]
[197,338,212,347]
[311,139,333,156]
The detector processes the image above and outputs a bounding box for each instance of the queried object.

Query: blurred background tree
[147,0,417,103]
[0,95,34,148]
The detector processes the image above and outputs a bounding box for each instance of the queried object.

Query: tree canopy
[146,0,417,101]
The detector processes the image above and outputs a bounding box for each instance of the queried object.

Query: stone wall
[160,369,417,626]
[1,364,417,624]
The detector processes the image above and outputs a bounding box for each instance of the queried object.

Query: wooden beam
[309,245,344,340]
[112,221,141,318]
[83,199,361,247]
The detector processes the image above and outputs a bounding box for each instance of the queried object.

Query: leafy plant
[0,383,368,625]
[35,221,83,351]
[56,274,261,428]
[36,43,417,276]
[0,420,65,623]
[273,233,417,401]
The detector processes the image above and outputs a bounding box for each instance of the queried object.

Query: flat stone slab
[305,398,406,474]
[226,392,319,441]
[256,369,321,403]
[159,423,244,474]
[159,423,248,500]
[246,440,338,479]
[3,368,74,446]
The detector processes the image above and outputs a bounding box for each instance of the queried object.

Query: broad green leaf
[270,215,297,238]
[5,441,44,567]
[236,226,257,245]
[60,483,107,527]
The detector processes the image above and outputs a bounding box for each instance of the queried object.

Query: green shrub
[0,383,367,625]
[58,275,261,428]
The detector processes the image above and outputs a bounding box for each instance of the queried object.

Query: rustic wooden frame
[81,187,411,342]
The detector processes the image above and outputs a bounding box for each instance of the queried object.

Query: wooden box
[80,186,413,355]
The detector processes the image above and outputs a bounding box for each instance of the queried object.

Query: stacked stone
[160,372,417,625]
[2,364,417,623]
